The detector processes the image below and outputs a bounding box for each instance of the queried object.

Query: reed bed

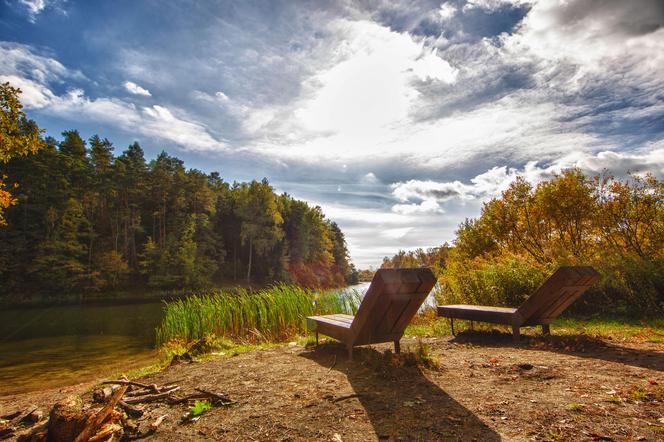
[156,284,361,345]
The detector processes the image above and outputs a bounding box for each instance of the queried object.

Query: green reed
[156,284,361,345]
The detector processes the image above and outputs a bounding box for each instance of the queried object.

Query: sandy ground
[1,332,663,441]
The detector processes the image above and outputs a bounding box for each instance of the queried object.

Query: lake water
[0,283,372,396]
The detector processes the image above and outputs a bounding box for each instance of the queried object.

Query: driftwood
[72,384,128,442]
[122,387,181,405]
[86,422,123,442]
[0,410,22,420]
[0,427,15,440]
[15,421,48,442]
[149,415,167,432]
[194,388,235,404]
[101,380,159,393]
[124,384,178,397]
[118,401,144,418]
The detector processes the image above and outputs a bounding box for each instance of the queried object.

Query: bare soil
[2,332,663,441]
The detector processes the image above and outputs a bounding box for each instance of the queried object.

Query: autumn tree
[0,82,45,225]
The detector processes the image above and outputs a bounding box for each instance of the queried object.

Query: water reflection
[0,302,163,395]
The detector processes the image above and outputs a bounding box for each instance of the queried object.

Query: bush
[438,254,548,308]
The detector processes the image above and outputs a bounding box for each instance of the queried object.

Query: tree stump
[47,396,88,442]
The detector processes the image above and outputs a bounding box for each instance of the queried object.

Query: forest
[0,84,357,303]
[382,170,663,315]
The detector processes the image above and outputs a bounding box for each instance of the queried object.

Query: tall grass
[156,284,361,345]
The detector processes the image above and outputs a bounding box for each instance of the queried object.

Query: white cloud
[463,0,531,12]
[438,3,457,20]
[0,75,54,108]
[0,42,84,83]
[246,19,457,142]
[191,90,230,104]
[18,0,46,21]
[390,149,664,214]
[361,172,379,184]
[16,0,66,22]
[392,199,444,214]
[502,0,664,85]
[124,81,151,96]
[1,42,225,152]
[215,91,229,102]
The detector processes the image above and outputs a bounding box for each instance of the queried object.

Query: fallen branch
[87,422,123,442]
[0,410,21,421]
[149,415,167,432]
[118,401,144,418]
[102,380,159,393]
[0,427,15,441]
[122,388,180,405]
[194,388,234,404]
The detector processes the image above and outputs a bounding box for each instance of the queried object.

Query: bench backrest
[517,266,600,325]
[351,268,436,345]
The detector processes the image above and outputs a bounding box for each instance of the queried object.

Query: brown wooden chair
[437,266,600,341]
[307,268,436,359]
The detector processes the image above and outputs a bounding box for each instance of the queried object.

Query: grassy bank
[405,310,664,343]
[155,283,664,358]
[156,284,361,345]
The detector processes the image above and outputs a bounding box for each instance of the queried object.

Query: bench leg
[394,340,400,354]
[347,344,353,360]
[512,325,520,343]
[450,318,456,336]
[315,331,319,346]
[541,324,550,336]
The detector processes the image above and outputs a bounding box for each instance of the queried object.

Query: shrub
[437,254,548,308]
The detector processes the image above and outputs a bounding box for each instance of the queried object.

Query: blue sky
[2,0,663,267]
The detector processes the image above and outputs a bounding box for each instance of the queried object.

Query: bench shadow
[451,330,664,372]
[301,343,501,441]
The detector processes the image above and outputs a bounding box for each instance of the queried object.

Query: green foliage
[0,128,356,299]
[156,284,361,345]
[380,245,450,276]
[189,400,212,417]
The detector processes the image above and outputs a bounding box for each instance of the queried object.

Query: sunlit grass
[156,284,361,345]
[553,316,664,342]
[404,310,664,342]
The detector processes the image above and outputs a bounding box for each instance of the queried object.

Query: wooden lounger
[307,268,436,359]
[437,266,599,341]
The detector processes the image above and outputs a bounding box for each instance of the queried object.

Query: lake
[0,283,372,396]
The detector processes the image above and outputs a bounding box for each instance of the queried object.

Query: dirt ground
[2,332,663,441]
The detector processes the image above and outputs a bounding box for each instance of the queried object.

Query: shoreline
[2,334,662,441]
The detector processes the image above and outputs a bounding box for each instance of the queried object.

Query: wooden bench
[307,268,436,359]
[437,266,600,341]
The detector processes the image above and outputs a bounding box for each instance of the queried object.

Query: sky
[1,0,663,268]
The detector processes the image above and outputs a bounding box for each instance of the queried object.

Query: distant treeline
[0,130,357,300]
[382,170,663,315]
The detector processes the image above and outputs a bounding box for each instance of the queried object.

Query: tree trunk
[246,236,252,283]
